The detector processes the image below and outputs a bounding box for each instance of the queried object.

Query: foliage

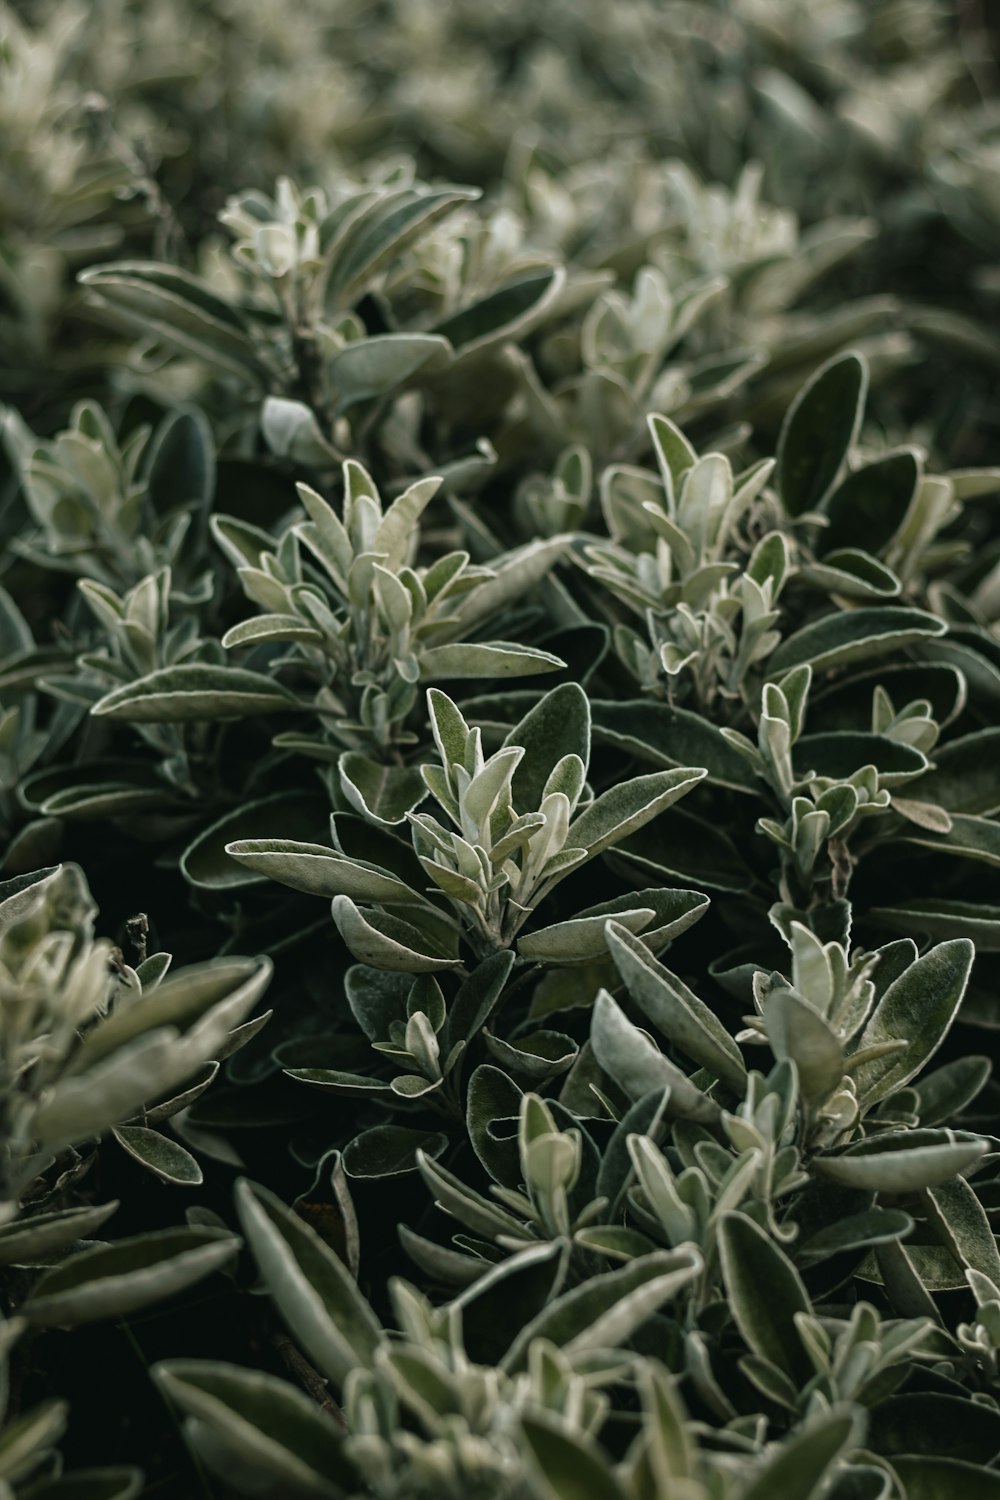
[3,1,1000,1496]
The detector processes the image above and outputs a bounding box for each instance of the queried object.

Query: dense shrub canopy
[3,2,1000,1497]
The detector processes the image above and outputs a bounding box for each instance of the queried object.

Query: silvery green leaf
[517,907,655,963]
[907,728,1000,815]
[0,1400,67,1484]
[605,921,746,1090]
[418,640,565,679]
[796,1208,914,1266]
[153,1360,354,1499]
[336,753,428,828]
[891,812,1000,869]
[446,536,570,635]
[718,1211,813,1383]
[590,990,719,1123]
[0,1202,119,1268]
[92,664,301,722]
[869,899,1000,949]
[776,350,867,517]
[328,185,479,306]
[331,896,463,972]
[799,550,901,600]
[913,1057,992,1126]
[224,834,425,900]
[768,608,946,677]
[441,949,515,1051]
[434,265,565,360]
[763,989,844,1107]
[466,1063,523,1186]
[812,1130,987,1191]
[504,681,591,811]
[890,1456,1000,1500]
[78,262,270,382]
[341,1125,448,1180]
[221,613,323,648]
[328,333,451,409]
[235,1179,384,1386]
[112,1126,203,1187]
[70,955,272,1072]
[22,1228,239,1328]
[416,1149,530,1241]
[923,1176,1000,1284]
[181,791,328,890]
[740,1410,860,1500]
[568,767,706,857]
[590,699,760,794]
[817,448,922,557]
[852,938,973,1106]
[520,1412,630,1500]
[501,1247,700,1373]
[482,1028,577,1083]
[261,397,339,465]
[451,1241,569,1365]
[396,1225,486,1289]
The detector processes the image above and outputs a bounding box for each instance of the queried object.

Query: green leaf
[92,664,300,722]
[341,1125,448,1180]
[153,1359,354,1499]
[605,921,746,1090]
[442,949,515,1052]
[609,807,756,894]
[869,1393,1000,1464]
[768,608,945,677]
[329,186,478,305]
[893,812,1000,869]
[776,351,867,517]
[569,767,706,857]
[800,550,901,602]
[517,907,655,964]
[812,1130,988,1191]
[221,613,323,648]
[520,1412,629,1500]
[908,729,1000,815]
[504,682,591,812]
[913,1056,992,1126]
[181,791,328,890]
[331,896,463,972]
[590,699,761,794]
[891,1457,1000,1500]
[923,1176,1000,1283]
[22,1228,239,1328]
[338,753,428,826]
[590,990,719,1124]
[419,640,565,679]
[466,1064,523,1186]
[796,1208,914,1265]
[434,267,565,358]
[452,1242,569,1366]
[717,1211,813,1383]
[235,1179,384,1387]
[852,938,974,1106]
[740,1410,860,1500]
[0,1202,119,1268]
[501,1248,700,1373]
[794,732,927,785]
[112,1126,203,1186]
[79,262,269,382]
[226,838,424,905]
[817,449,922,557]
[870,898,1000,949]
[328,333,452,408]
[763,988,844,1107]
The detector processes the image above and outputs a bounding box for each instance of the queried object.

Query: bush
[3,2,1000,1496]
